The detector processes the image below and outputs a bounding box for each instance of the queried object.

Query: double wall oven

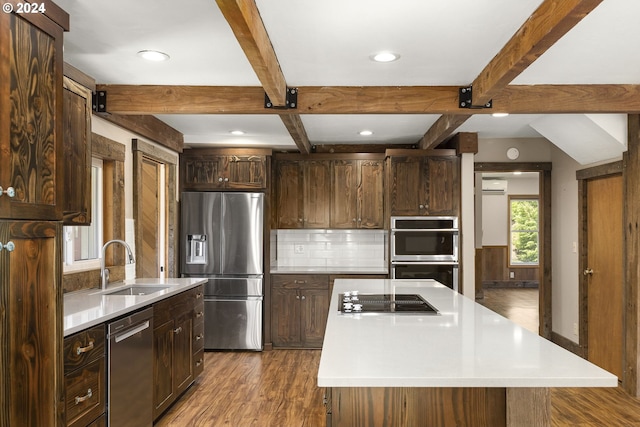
[390,216,459,291]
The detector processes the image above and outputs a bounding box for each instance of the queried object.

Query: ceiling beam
[279,114,312,154]
[97,84,640,115]
[418,0,604,149]
[215,0,287,106]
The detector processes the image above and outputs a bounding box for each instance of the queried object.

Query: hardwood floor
[155,288,640,426]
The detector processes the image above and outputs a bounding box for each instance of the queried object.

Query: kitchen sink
[104,286,170,296]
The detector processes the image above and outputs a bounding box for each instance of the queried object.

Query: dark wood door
[153,319,175,419]
[358,160,384,228]
[226,155,266,189]
[388,157,425,216]
[0,220,63,427]
[173,313,194,396]
[0,12,64,220]
[271,287,302,346]
[425,156,459,215]
[303,161,331,228]
[276,161,304,228]
[182,157,226,190]
[586,175,623,378]
[331,160,358,228]
[301,288,330,348]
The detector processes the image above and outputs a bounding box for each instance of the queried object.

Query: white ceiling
[56,0,640,152]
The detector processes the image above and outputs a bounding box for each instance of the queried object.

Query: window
[63,158,103,271]
[509,196,539,266]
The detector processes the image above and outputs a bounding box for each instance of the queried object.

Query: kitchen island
[318,279,617,427]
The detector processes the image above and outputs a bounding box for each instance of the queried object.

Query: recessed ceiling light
[359,130,374,136]
[230,130,245,136]
[492,112,509,118]
[370,52,400,63]
[137,50,170,61]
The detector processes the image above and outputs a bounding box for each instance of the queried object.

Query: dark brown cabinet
[63,325,106,427]
[63,75,92,225]
[331,159,384,229]
[0,221,63,427]
[271,275,329,348]
[275,160,331,229]
[387,152,460,216]
[152,285,203,421]
[181,149,269,190]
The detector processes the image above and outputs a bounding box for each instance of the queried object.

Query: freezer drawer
[204,298,262,350]
[203,277,263,297]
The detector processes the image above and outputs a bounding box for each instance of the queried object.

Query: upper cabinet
[275,160,331,229]
[63,75,93,225]
[0,11,66,221]
[387,151,460,217]
[181,148,271,191]
[331,159,384,229]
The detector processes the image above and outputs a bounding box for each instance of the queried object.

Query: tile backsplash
[271,229,387,268]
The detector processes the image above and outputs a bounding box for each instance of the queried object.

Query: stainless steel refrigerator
[180,192,264,350]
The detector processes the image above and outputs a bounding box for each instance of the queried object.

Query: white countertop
[63,277,207,337]
[318,279,618,388]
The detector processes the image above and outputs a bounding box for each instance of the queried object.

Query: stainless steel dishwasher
[107,307,154,427]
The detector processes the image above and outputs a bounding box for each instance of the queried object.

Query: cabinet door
[225,155,267,189]
[0,13,64,220]
[300,288,330,348]
[0,220,63,427]
[152,319,175,419]
[173,312,194,396]
[62,76,92,225]
[182,157,226,190]
[276,161,304,228]
[303,161,331,228]
[331,160,358,228]
[425,156,460,215]
[271,287,302,346]
[388,157,426,216]
[358,160,384,228]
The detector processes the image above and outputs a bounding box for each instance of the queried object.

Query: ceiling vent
[482,178,508,195]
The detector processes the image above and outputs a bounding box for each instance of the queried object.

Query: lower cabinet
[63,325,106,427]
[271,275,329,348]
[152,285,204,421]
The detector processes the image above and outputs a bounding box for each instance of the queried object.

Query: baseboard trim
[483,281,539,289]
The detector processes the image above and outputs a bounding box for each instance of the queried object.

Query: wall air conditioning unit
[482,178,508,195]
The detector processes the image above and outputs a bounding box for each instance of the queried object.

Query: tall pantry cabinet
[0,5,69,427]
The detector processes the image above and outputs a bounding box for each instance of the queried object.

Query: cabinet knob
[196,293,203,299]
[224,177,229,182]
[0,241,15,252]
[0,186,15,198]
[583,268,594,276]
[419,204,424,209]
[218,177,223,182]
[196,358,203,367]
[174,327,183,334]
[301,295,306,300]
[352,218,356,222]
[296,295,300,300]
[195,334,203,341]
[358,218,362,222]
[196,311,204,318]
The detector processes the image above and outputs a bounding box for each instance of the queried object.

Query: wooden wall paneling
[481,246,508,281]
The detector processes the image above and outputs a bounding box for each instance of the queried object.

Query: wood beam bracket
[265,87,298,109]
[93,90,107,113]
[459,86,492,109]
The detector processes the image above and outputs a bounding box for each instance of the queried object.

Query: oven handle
[391,228,458,232]
[391,261,459,265]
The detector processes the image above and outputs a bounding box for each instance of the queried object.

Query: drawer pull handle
[75,388,92,405]
[196,311,204,318]
[76,340,94,355]
[174,327,182,334]
[294,280,307,284]
[196,359,203,367]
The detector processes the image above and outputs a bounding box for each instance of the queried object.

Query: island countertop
[63,277,207,336]
[318,279,617,388]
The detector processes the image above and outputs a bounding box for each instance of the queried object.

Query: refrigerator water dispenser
[186,234,207,264]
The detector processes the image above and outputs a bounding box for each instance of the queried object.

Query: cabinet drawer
[193,348,205,378]
[272,275,329,289]
[65,357,105,427]
[193,321,205,353]
[86,414,106,427]
[64,325,106,373]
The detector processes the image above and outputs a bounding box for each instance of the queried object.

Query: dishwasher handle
[114,320,150,343]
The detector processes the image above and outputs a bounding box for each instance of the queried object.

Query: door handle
[583,268,594,276]
[114,321,150,343]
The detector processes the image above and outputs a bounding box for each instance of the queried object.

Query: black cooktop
[338,292,439,314]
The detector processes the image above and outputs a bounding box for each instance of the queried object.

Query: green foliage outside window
[510,199,539,264]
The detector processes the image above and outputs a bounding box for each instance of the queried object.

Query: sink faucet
[101,239,135,290]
